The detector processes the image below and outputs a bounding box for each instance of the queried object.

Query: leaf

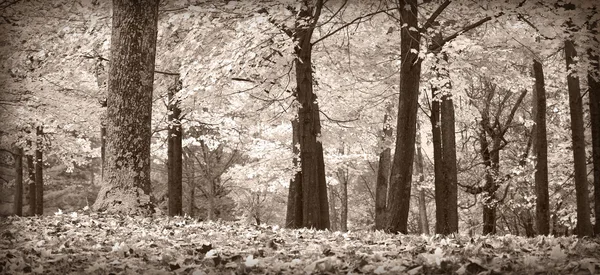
[549,245,566,261]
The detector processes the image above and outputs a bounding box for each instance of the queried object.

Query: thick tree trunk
[93,0,159,215]
[564,39,593,237]
[533,59,550,235]
[294,2,329,230]
[415,123,429,235]
[34,126,43,215]
[375,107,392,230]
[387,0,421,234]
[587,22,600,236]
[13,148,23,216]
[440,96,459,233]
[26,150,35,216]
[286,119,303,228]
[168,80,183,216]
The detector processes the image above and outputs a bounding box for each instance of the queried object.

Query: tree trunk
[375,106,392,230]
[286,119,303,228]
[26,149,35,216]
[339,151,348,232]
[440,96,459,234]
[13,147,23,216]
[587,21,600,236]
[168,80,183,216]
[387,0,421,234]
[294,2,329,230]
[100,98,107,180]
[533,59,550,235]
[564,39,593,237]
[328,184,338,231]
[431,88,445,235]
[415,122,429,235]
[34,125,43,215]
[93,0,159,215]
[184,151,196,217]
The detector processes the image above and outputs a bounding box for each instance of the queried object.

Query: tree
[564,37,593,237]
[168,79,183,216]
[34,125,43,215]
[93,0,159,215]
[26,139,35,216]
[386,0,422,234]
[587,18,600,236]
[13,147,23,216]
[286,120,303,228]
[292,0,330,229]
[415,121,430,235]
[375,104,392,230]
[532,59,549,235]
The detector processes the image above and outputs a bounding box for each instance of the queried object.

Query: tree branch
[420,0,451,31]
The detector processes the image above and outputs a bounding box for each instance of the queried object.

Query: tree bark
[13,147,23,216]
[286,119,303,228]
[328,184,338,231]
[387,0,421,234]
[587,21,600,236]
[564,39,593,237]
[338,146,348,232]
[375,107,392,230]
[533,59,550,235]
[34,125,43,215]
[168,80,183,216]
[415,122,429,235]
[440,96,459,233]
[26,147,35,216]
[294,1,330,230]
[93,0,159,215]
[100,98,107,180]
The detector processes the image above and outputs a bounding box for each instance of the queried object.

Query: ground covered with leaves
[1,209,599,274]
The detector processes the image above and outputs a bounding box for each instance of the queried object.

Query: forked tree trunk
[587,21,600,235]
[533,59,550,235]
[375,106,392,230]
[168,80,183,216]
[294,2,330,230]
[286,119,303,228]
[93,0,159,215]
[386,0,421,234]
[13,147,23,216]
[34,125,43,215]
[564,39,593,237]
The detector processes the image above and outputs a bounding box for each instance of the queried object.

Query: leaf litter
[1,209,599,274]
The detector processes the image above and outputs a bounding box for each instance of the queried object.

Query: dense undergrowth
[1,209,599,274]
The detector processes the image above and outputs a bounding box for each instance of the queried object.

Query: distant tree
[26,138,35,216]
[93,0,159,215]
[168,79,183,216]
[532,59,549,235]
[13,147,23,216]
[34,125,43,215]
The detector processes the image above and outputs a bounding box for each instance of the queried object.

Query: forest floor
[1,209,599,275]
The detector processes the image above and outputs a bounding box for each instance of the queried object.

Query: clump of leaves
[1,209,599,274]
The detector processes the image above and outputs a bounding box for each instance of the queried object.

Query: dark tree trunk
[375,108,392,230]
[338,147,348,232]
[13,147,23,216]
[168,80,183,216]
[286,119,303,228]
[564,39,593,237]
[533,59,550,235]
[387,0,421,234]
[26,149,35,216]
[587,21,600,236]
[431,88,445,234]
[415,122,429,235]
[440,96,459,233]
[93,0,159,215]
[34,126,43,215]
[294,1,329,230]
[100,98,107,180]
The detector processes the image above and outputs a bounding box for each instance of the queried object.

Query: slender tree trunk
[533,59,550,235]
[587,21,600,235]
[34,126,43,215]
[93,0,159,215]
[415,123,429,235]
[440,96,459,233]
[375,105,392,230]
[294,2,329,230]
[184,152,196,217]
[168,80,183,216]
[328,184,338,231]
[339,151,348,232]
[564,39,593,237]
[387,0,421,234]
[13,148,23,216]
[431,88,445,234]
[26,147,35,216]
[100,98,107,180]
[286,119,303,228]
